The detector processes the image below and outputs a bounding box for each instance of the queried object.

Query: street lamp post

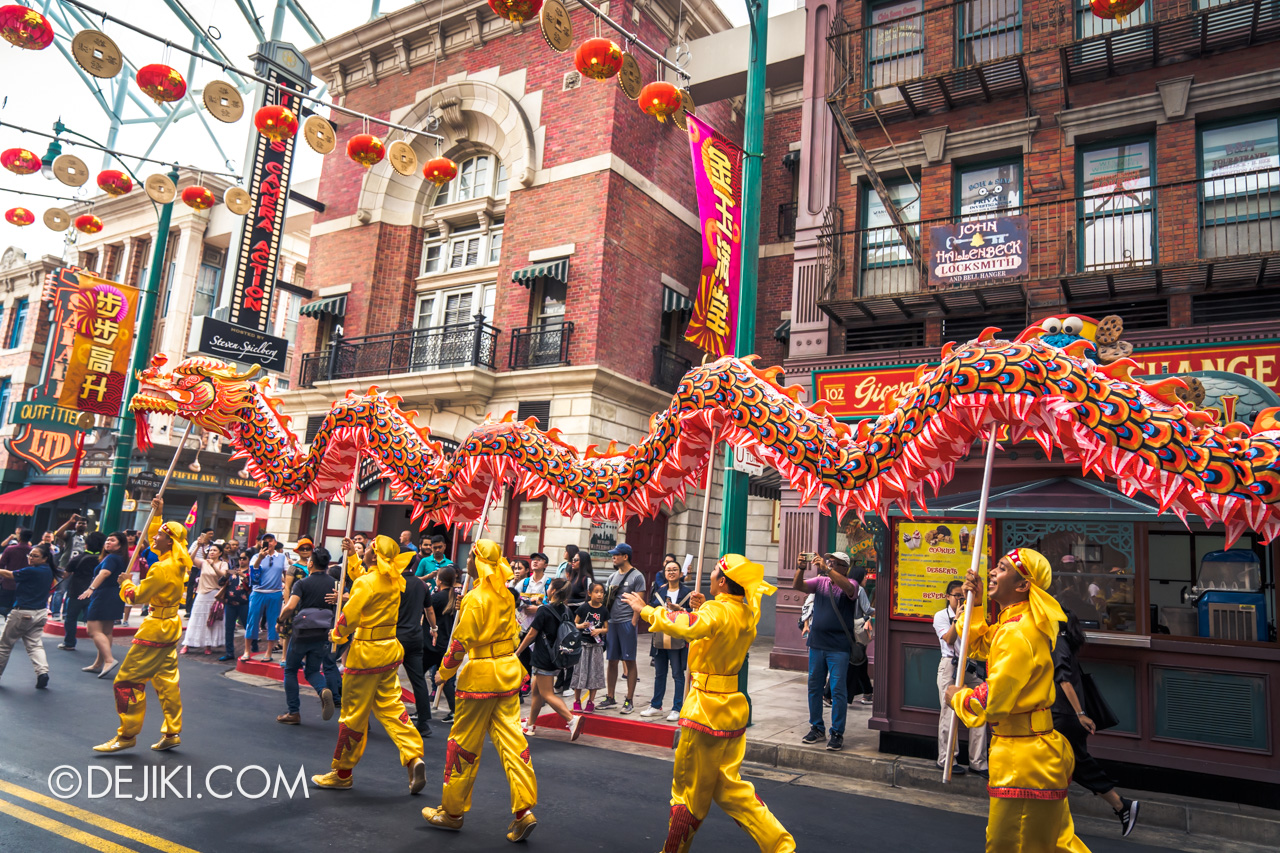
[99,166,180,532]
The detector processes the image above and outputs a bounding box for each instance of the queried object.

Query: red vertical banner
[58,273,140,416]
[684,114,743,358]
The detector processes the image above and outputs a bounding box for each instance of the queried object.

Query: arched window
[433,154,509,207]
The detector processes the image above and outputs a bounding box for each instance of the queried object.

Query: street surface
[0,636,1226,852]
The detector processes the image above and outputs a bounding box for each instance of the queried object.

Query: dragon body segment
[129,331,1280,544]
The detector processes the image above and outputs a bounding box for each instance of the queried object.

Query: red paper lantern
[639,81,684,123]
[347,133,385,168]
[574,38,624,81]
[1088,0,1145,20]
[0,4,54,50]
[1,147,40,175]
[487,0,542,22]
[74,213,103,234]
[136,63,187,103]
[255,105,299,141]
[181,185,215,210]
[423,157,459,187]
[96,169,133,197]
[5,207,34,227]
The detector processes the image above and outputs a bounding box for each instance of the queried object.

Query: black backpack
[541,604,583,669]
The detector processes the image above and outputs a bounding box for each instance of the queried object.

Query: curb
[744,740,1280,847]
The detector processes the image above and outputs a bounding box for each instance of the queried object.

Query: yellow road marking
[0,779,200,853]
[0,797,139,853]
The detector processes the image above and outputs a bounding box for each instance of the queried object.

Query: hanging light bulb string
[61,0,445,142]
[571,0,690,85]
[0,119,239,180]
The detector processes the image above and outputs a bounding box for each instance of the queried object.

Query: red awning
[0,484,94,515]
[228,495,270,519]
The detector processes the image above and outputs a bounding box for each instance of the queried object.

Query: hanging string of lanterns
[4,207,35,227]
[254,105,299,141]
[0,4,54,50]
[135,63,188,104]
[347,133,386,169]
[74,213,103,234]
[96,169,132,197]
[1,147,40,175]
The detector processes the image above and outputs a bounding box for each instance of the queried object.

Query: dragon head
[130,354,260,437]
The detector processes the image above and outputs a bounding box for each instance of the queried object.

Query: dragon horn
[228,364,263,381]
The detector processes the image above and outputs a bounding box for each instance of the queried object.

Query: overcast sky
[0,0,789,260]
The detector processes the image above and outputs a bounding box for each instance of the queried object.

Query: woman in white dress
[181,543,229,654]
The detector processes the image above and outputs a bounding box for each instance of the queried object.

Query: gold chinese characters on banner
[58,273,139,416]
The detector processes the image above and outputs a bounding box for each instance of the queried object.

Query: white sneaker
[561,689,574,698]
[666,710,680,722]
[639,706,665,718]
[567,715,584,741]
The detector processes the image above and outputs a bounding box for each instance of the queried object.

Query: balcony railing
[298,314,499,388]
[778,202,798,240]
[651,346,692,394]
[827,0,1029,130]
[509,321,574,370]
[1063,0,1280,85]
[820,168,1280,324]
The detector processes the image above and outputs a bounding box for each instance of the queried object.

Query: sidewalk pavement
[584,638,1280,848]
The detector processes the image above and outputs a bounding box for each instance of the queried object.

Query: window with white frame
[433,154,508,207]
[411,283,496,370]
[421,221,504,276]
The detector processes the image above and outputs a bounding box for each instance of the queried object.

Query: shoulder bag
[829,588,868,666]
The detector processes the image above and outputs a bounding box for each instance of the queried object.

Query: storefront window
[1148,525,1272,644]
[1003,522,1137,633]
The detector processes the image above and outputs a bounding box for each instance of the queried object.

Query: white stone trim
[529,243,575,262]
[318,283,352,297]
[843,117,1040,182]
[660,273,690,297]
[760,242,794,258]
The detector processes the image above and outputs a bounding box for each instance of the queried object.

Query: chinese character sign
[58,274,139,416]
[685,115,743,358]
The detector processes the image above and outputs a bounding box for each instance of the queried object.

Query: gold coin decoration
[540,0,573,53]
[303,115,336,154]
[44,208,70,231]
[76,412,96,431]
[680,88,696,116]
[53,154,89,187]
[673,88,695,131]
[388,140,418,177]
[618,53,642,100]
[71,30,122,79]
[224,186,252,215]
[145,172,177,203]
[203,81,244,123]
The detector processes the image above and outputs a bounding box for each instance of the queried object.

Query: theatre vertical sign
[226,42,310,334]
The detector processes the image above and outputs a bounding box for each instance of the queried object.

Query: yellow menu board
[891,519,993,621]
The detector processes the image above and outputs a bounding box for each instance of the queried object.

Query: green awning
[299,295,347,319]
[662,286,693,314]
[512,259,569,289]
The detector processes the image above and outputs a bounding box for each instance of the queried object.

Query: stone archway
[354,78,539,227]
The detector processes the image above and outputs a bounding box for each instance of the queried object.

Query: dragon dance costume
[94,517,188,752]
[423,539,537,843]
[641,554,794,853]
[313,535,424,791]
[950,548,1090,853]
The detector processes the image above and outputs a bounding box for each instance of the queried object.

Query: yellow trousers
[113,639,182,739]
[987,797,1092,853]
[331,668,423,771]
[665,728,795,853]
[442,693,536,816]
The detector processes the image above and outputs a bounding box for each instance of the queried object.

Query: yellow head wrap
[1005,547,1066,650]
[158,522,193,575]
[717,553,776,626]
[372,534,413,593]
[471,538,514,596]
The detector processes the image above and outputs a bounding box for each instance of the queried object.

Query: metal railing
[778,202,798,240]
[298,314,499,388]
[823,167,1280,303]
[509,322,574,370]
[651,346,692,394]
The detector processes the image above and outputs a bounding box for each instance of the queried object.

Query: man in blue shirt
[414,535,452,592]
[399,530,419,553]
[243,533,287,662]
[0,543,55,688]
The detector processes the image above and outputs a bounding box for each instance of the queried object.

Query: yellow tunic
[436,580,535,816]
[112,517,186,739]
[327,567,422,770]
[642,594,795,853]
[951,600,1091,853]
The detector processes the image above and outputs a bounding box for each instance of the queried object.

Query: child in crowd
[572,581,608,712]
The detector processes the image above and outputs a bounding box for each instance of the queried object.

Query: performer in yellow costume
[94,499,187,753]
[945,547,1091,853]
[422,539,538,843]
[312,535,426,794]
[622,554,795,853]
